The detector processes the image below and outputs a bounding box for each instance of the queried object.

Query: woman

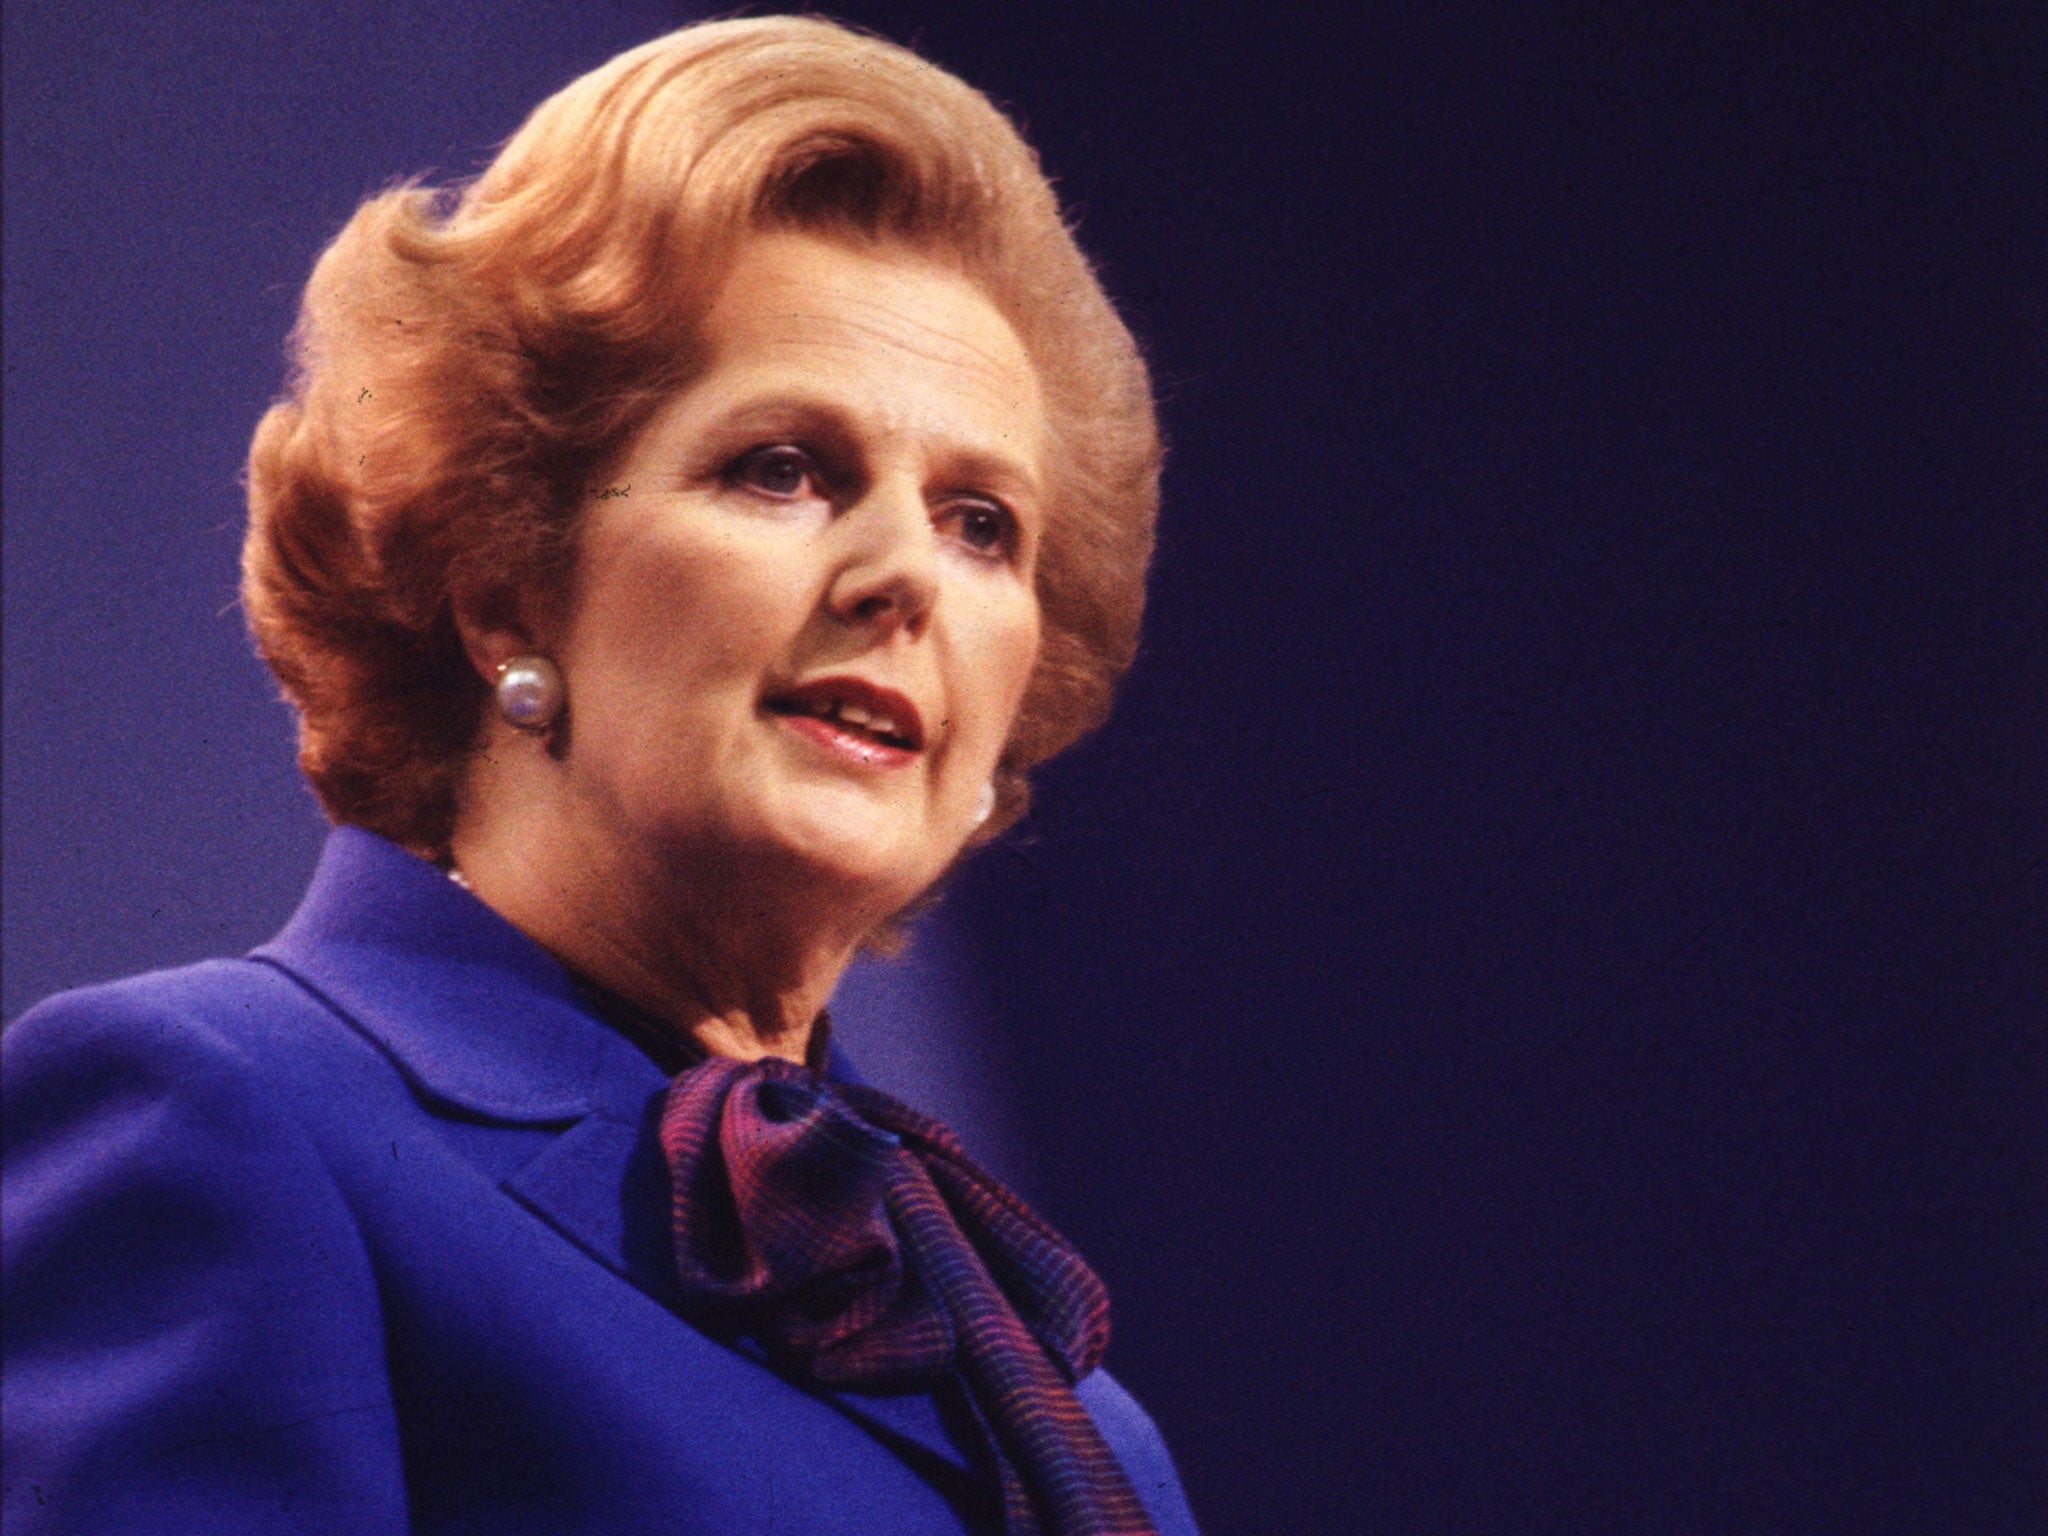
[1,16,1194,1535]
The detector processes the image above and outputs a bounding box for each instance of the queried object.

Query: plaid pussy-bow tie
[659,1055,1159,1536]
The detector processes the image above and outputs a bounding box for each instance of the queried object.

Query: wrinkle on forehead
[766,306,1022,389]
[700,234,1048,473]
[705,237,1043,424]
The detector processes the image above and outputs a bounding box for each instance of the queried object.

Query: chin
[760,793,943,909]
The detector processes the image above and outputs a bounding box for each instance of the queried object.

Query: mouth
[763,676,927,754]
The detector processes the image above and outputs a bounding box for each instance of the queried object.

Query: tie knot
[661,1055,1114,1385]
[657,1055,1153,1532]
[661,1056,951,1385]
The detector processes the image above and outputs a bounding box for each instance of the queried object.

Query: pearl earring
[973,782,996,828]
[495,655,565,732]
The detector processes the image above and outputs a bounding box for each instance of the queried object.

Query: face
[541,232,1046,923]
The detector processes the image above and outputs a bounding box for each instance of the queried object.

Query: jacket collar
[253,825,615,1123]
[254,827,982,1483]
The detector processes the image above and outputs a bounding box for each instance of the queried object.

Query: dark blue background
[6,3,2042,1532]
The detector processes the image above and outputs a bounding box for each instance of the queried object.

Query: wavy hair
[244,14,1160,862]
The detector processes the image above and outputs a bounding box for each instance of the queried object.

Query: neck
[450,734,884,1067]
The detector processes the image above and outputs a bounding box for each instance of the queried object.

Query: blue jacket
[2,828,1197,1534]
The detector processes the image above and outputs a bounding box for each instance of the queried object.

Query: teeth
[816,697,901,740]
[776,690,911,744]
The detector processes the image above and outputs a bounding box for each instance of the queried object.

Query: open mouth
[763,677,925,752]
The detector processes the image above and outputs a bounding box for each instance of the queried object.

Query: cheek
[975,598,1043,740]
[573,525,809,687]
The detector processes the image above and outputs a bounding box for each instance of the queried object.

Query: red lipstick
[763,676,927,769]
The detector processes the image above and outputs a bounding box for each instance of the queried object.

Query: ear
[449,577,546,686]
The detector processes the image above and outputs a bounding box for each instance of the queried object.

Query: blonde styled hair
[244,14,1159,858]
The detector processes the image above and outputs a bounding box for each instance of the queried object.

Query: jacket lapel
[253,826,604,1124]
[498,1052,984,1483]
[255,828,981,1482]
[500,1038,688,1312]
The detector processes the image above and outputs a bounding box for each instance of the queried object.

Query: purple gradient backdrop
[7,4,2044,1534]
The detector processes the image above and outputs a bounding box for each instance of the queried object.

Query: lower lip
[773,711,919,770]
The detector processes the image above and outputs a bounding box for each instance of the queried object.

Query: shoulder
[3,957,428,1278]
[3,958,381,1286]
[8,961,302,1138]
[1,960,408,1342]
[1077,1367,1204,1536]
[6,958,392,1135]
[4,965,410,1532]
[7,957,331,1071]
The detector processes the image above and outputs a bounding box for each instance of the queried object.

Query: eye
[946,498,1018,561]
[727,444,821,500]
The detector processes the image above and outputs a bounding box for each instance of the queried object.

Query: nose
[826,477,940,638]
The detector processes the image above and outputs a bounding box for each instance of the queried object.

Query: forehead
[696,233,1046,447]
